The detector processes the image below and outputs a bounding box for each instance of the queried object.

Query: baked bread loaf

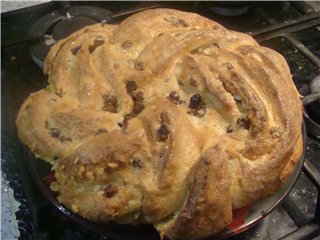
[16,8,303,240]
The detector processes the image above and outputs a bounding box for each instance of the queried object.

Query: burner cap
[28,6,111,69]
[52,16,97,40]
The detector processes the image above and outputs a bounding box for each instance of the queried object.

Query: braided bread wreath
[16,8,303,240]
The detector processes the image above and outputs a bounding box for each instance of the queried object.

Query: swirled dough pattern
[16,8,303,240]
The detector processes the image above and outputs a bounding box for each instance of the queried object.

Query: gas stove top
[1,2,320,240]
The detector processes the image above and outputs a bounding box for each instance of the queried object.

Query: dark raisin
[132,91,145,114]
[237,117,251,130]
[188,94,206,117]
[134,61,144,71]
[179,19,189,27]
[133,102,144,114]
[50,128,59,138]
[157,124,169,142]
[126,81,137,93]
[122,92,145,124]
[121,40,133,49]
[103,184,118,198]
[132,157,144,168]
[158,32,164,37]
[89,39,105,53]
[226,125,233,133]
[160,112,170,124]
[117,122,123,128]
[59,136,72,142]
[190,77,197,87]
[189,94,203,109]
[167,91,180,104]
[94,129,108,135]
[71,46,81,55]
[102,95,118,113]
[123,114,133,130]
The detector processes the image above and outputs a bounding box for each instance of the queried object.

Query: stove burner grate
[28,5,111,68]
[250,7,320,240]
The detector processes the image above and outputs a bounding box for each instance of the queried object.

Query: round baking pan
[23,123,306,240]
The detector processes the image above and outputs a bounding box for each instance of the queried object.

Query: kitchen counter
[1,1,50,13]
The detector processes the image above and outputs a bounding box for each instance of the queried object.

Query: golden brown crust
[164,145,232,240]
[16,8,303,240]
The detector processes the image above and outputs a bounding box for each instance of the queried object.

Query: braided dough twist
[16,9,303,239]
